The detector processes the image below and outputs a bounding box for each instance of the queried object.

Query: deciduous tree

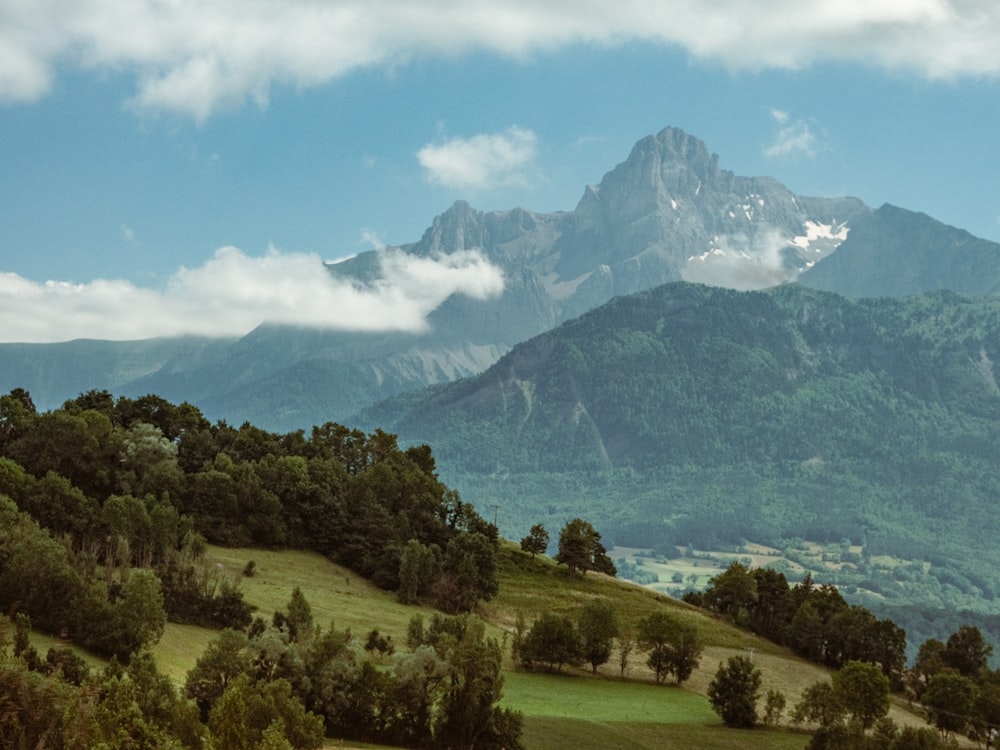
[637,611,701,685]
[519,612,580,672]
[519,524,549,558]
[923,671,978,739]
[832,660,890,731]
[707,655,761,728]
[555,518,615,576]
[577,600,619,674]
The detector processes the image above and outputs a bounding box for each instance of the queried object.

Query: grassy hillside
[147,541,928,750]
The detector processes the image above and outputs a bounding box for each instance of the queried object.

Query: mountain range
[5,126,1000,430]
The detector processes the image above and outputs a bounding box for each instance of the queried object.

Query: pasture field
[501,671,807,750]
[143,541,930,749]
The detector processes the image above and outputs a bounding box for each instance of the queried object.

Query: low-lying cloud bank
[0,246,505,343]
[2,1,999,119]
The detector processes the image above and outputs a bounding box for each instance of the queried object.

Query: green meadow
[141,541,929,750]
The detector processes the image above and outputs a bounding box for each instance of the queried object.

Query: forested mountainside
[358,282,1000,625]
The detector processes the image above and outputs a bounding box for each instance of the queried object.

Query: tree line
[0,386,515,748]
[0,388,501,650]
[693,560,1000,747]
[1,588,522,749]
[687,561,907,685]
[511,600,701,687]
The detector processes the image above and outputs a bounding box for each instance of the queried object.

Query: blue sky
[2,1,1000,342]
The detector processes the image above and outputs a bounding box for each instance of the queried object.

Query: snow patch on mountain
[790,221,849,254]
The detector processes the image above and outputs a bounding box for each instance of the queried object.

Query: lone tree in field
[555,518,616,576]
[519,524,549,558]
[707,655,762,728]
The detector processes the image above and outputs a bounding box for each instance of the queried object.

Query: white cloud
[417,127,538,191]
[764,110,821,158]
[120,224,135,242]
[4,1,1000,120]
[0,246,505,343]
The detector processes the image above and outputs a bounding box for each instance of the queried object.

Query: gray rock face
[388,127,869,331]
[800,203,1000,298]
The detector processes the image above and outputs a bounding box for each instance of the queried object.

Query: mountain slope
[357,282,1000,617]
[801,203,1000,298]
[4,127,1000,431]
[385,127,868,324]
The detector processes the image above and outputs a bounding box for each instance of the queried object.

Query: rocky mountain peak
[414,200,483,255]
[574,127,719,220]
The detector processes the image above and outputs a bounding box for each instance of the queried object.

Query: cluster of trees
[688,562,906,684]
[707,653,948,748]
[0,591,522,750]
[0,388,500,657]
[520,518,616,577]
[512,600,701,686]
[0,496,170,660]
[697,561,1000,747]
[908,625,1000,744]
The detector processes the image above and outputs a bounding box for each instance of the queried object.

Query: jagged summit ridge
[9,126,999,433]
[400,127,869,324]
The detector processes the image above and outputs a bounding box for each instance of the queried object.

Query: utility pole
[491,504,501,528]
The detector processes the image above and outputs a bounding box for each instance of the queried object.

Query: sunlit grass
[141,540,928,749]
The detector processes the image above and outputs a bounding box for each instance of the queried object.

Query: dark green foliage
[762,689,786,727]
[636,611,702,685]
[0,387,498,651]
[923,671,979,738]
[397,539,442,604]
[185,628,255,718]
[792,662,892,747]
[707,655,761,728]
[703,561,757,625]
[831,661,890,730]
[178,612,523,750]
[0,496,168,661]
[156,554,255,630]
[0,387,518,748]
[698,564,906,682]
[284,586,314,642]
[519,523,549,557]
[889,726,946,749]
[435,531,499,613]
[364,628,395,655]
[432,617,523,750]
[42,646,90,686]
[555,518,616,576]
[792,680,845,729]
[944,625,993,678]
[208,674,324,750]
[519,612,580,672]
[0,641,187,750]
[577,599,619,674]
